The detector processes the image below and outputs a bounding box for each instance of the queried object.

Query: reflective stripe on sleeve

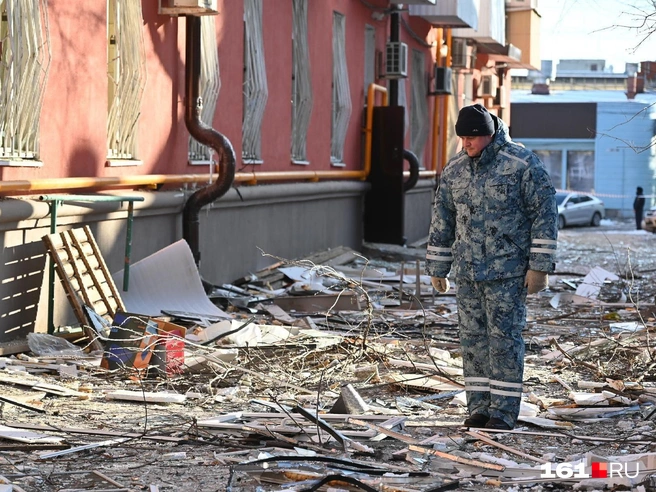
[465,377,490,393]
[427,246,452,253]
[426,245,453,262]
[426,253,453,261]
[530,247,556,255]
[490,389,522,398]
[490,388,523,398]
[465,377,490,384]
[465,386,490,393]
[489,380,523,389]
[532,239,557,246]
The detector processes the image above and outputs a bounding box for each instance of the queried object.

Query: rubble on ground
[1,223,656,491]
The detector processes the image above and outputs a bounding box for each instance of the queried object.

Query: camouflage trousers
[456,275,527,427]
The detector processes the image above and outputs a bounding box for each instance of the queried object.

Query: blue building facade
[510,90,656,217]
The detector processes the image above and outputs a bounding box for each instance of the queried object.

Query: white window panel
[189,16,221,165]
[291,0,312,163]
[410,49,429,162]
[364,24,375,101]
[331,11,351,165]
[396,78,409,138]
[0,0,51,162]
[242,0,267,162]
[464,72,474,106]
[107,0,146,162]
[567,150,595,192]
[535,150,564,189]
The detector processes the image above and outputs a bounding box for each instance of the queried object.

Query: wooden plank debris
[348,418,418,445]
[389,373,464,391]
[39,437,130,459]
[0,425,64,444]
[32,382,90,398]
[3,422,182,443]
[104,390,186,404]
[272,292,361,312]
[387,358,464,377]
[42,226,124,350]
[199,411,393,422]
[408,444,506,471]
[465,430,547,463]
[0,395,46,413]
[0,340,31,356]
[18,470,129,491]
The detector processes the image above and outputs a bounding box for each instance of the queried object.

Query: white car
[556,192,605,230]
[644,206,656,233]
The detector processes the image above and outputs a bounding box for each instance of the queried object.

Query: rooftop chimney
[626,73,637,100]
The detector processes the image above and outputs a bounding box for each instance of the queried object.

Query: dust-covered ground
[1,218,656,492]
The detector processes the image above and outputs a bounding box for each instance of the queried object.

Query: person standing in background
[634,187,645,230]
[425,104,558,430]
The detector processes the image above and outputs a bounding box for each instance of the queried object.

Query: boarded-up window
[107,0,146,162]
[0,0,51,163]
[291,0,312,163]
[331,11,351,165]
[410,49,428,162]
[243,0,268,162]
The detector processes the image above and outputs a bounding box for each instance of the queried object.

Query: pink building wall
[0,0,439,182]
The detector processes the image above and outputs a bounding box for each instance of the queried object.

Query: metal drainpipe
[403,149,419,191]
[388,5,418,192]
[183,15,236,268]
[389,4,401,106]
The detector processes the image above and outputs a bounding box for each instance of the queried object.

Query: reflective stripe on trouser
[456,276,527,427]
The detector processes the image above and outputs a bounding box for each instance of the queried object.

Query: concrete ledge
[0,191,185,231]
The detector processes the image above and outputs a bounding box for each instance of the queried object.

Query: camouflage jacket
[425,116,557,281]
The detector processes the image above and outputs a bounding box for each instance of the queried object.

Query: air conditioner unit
[159,0,218,16]
[385,42,408,79]
[451,38,475,69]
[478,74,497,97]
[431,66,452,95]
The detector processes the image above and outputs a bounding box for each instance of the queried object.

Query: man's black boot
[463,414,489,427]
[484,417,512,430]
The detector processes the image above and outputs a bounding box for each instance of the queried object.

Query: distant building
[513,58,632,91]
[510,86,656,218]
[557,59,607,72]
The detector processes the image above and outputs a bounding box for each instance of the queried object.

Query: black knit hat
[455,104,495,137]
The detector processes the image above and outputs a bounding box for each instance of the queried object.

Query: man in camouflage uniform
[425,104,557,430]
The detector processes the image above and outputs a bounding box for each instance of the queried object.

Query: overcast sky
[538,0,656,72]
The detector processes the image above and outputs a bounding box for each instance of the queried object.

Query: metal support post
[40,194,144,333]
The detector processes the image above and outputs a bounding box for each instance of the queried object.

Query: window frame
[291,0,313,165]
[242,0,268,164]
[330,11,352,167]
[106,0,147,166]
[0,0,51,166]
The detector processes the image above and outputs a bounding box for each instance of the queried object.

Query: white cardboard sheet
[0,425,63,444]
[575,266,619,298]
[112,240,230,320]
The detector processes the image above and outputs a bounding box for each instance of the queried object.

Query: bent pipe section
[403,149,420,192]
[183,16,236,267]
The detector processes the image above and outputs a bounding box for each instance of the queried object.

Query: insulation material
[112,240,230,320]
